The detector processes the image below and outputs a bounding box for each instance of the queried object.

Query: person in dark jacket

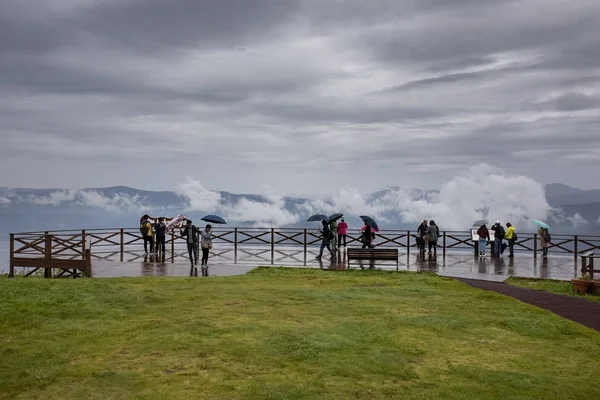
[428,220,440,254]
[360,224,375,248]
[154,218,167,255]
[477,224,490,256]
[491,220,505,257]
[180,220,200,266]
[417,220,429,253]
[317,220,334,259]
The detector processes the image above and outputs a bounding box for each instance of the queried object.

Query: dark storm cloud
[0,0,599,193]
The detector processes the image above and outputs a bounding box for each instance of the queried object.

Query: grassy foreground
[507,277,600,302]
[1,269,599,400]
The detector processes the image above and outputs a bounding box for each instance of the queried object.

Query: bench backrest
[347,248,398,259]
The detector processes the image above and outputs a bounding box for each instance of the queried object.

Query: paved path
[458,278,600,332]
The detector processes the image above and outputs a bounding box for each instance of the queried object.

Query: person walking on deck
[317,220,335,259]
[539,227,551,257]
[154,218,167,255]
[491,221,505,257]
[417,220,429,254]
[200,224,214,275]
[428,220,440,254]
[180,220,200,266]
[337,218,348,247]
[140,215,154,254]
[505,222,516,258]
[477,224,490,256]
[329,219,338,253]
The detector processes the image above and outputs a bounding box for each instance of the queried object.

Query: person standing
[505,222,516,258]
[154,218,167,255]
[329,219,338,253]
[477,224,490,256]
[428,220,440,254]
[417,220,429,254]
[539,227,551,257]
[316,220,334,259]
[180,220,199,266]
[337,218,348,247]
[491,221,505,257]
[140,215,154,254]
[360,224,374,249]
[200,224,214,272]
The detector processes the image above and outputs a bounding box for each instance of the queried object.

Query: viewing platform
[8,227,600,281]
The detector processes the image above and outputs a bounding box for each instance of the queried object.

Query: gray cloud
[0,0,599,195]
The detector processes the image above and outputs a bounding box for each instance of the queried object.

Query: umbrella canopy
[531,220,551,232]
[307,213,328,222]
[359,215,379,232]
[472,219,488,227]
[201,215,227,224]
[327,213,344,223]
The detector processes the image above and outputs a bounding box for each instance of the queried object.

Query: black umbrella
[307,213,328,222]
[327,213,344,223]
[472,219,488,227]
[359,215,379,232]
[201,215,227,224]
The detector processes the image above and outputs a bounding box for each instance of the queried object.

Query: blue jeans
[478,239,487,254]
[318,242,333,257]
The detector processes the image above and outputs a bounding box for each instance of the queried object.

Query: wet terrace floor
[88,245,580,282]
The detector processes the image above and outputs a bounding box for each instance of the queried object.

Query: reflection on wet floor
[87,245,579,281]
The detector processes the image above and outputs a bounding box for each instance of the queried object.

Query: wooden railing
[10,227,600,263]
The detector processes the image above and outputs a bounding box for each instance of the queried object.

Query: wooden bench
[347,247,399,268]
[581,251,600,279]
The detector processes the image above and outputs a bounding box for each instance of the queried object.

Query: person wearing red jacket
[337,218,348,247]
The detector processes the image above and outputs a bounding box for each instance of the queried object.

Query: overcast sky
[1,0,599,195]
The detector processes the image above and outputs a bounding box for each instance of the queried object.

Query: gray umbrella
[472,219,488,227]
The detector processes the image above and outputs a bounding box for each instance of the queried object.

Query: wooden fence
[9,228,600,277]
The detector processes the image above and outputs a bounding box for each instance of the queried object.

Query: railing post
[271,228,275,264]
[45,232,52,279]
[443,231,446,258]
[170,231,175,263]
[9,233,14,278]
[84,249,92,277]
[303,229,307,264]
[81,230,86,260]
[234,228,238,259]
[533,233,538,259]
[120,228,124,262]
[573,235,578,261]
[407,231,411,254]
[590,257,595,280]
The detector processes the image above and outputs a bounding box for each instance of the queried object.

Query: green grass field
[507,277,600,302]
[1,268,599,400]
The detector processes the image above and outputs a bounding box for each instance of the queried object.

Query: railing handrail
[9,227,598,237]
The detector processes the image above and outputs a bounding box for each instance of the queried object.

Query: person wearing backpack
[140,215,154,254]
[154,218,167,255]
[491,221,505,257]
[316,220,335,259]
[505,222,516,258]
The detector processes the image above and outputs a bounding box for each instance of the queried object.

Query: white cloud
[567,213,589,228]
[175,176,222,212]
[0,196,11,206]
[24,189,150,212]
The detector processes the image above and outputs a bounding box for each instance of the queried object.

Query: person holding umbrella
[532,220,551,258]
[200,224,214,273]
[477,223,490,256]
[316,220,335,260]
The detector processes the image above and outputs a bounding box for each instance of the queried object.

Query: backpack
[323,225,333,240]
[496,225,505,239]
[139,222,149,236]
[545,232,551,243]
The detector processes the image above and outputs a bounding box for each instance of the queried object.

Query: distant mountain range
[0,183,598,236]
